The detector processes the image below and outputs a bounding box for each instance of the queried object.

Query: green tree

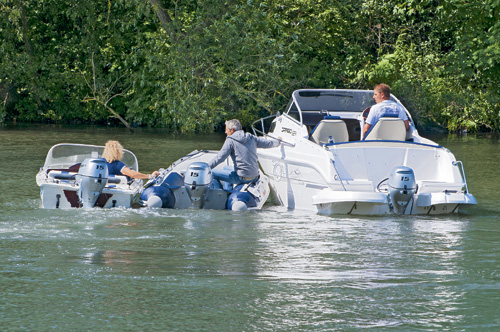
[1,0,500,133]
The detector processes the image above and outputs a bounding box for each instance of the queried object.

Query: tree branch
[82,52,134,132]
[148,0,172,35]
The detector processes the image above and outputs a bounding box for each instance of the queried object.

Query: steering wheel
[362,107,371,120]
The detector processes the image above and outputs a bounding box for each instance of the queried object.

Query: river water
[0,124,499,331]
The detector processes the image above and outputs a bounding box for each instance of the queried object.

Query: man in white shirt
[362,84,410,138]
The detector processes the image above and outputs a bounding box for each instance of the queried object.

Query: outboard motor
[388,166,416,214]
[76,158,108,208]
[184,162,212,208]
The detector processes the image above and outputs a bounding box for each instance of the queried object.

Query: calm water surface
[0,125,499,331]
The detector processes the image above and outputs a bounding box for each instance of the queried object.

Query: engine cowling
[76,158,108,208]
[184,162,212,208]
[388,166,416,214]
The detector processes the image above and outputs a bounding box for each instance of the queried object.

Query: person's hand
[150,170,160,178]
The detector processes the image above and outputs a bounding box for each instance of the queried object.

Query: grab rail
[452,160,470,193]
[251,113,295,147]
[251,113,279,137]
[330,159,347,191]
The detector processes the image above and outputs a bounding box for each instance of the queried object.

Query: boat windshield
[290,90,375,113]
[286,89,402,126]
[43,144,139,171]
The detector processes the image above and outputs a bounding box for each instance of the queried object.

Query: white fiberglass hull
[39,182,141,209]
[258,141,476,215]
[312,189,476,215]
[261,162,477,215]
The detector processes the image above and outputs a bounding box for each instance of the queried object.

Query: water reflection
[254,210,470,281]
[251,209,474,328]
[57,209,265,280]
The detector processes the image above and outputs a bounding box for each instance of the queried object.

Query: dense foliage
[1,0,499,133]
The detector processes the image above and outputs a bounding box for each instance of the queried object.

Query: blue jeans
[212,166,257,190]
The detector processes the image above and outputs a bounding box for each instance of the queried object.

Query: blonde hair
[102,140,123,162]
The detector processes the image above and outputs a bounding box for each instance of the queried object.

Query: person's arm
[397,105,411,131]
[209,139,233,169]
[255,136,280,148]
[404,119,410,131]
[362,123,372,138]
[121,167,159,180]
[363,105,377,138]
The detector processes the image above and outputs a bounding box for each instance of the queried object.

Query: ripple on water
[2,127,500,331]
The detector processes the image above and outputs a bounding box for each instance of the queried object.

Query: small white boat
[36,143,143,209]
[252,89,477,215]
[140,150,270,211]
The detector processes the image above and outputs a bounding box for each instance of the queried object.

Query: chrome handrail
[251,113,296,147]
[452,160,470,193]
[251,113,280,136]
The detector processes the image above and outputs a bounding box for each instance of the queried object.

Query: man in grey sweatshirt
[209,119,280,185]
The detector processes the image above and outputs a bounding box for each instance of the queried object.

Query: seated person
[209,119,280,186]
[102,140,159,180]
[362,83,410,138]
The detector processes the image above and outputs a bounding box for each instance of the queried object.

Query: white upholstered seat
[364,117,406,141]
[310,119,349,145]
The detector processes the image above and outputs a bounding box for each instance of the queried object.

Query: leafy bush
[1,0,499,133]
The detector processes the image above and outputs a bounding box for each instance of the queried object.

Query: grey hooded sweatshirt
[209,130,279,179]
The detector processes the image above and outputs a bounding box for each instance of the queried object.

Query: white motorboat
[140,150,270,211]
[36,143,143,209]
[252,89,477,215]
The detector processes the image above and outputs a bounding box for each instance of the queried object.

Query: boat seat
[310,119,349,145]
[363,117,406,141]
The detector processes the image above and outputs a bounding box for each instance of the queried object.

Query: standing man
[362,84,410,138]
[209,119,280,185]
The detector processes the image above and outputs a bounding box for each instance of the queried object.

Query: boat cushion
[310,119,349,144]
[363,117,406,141]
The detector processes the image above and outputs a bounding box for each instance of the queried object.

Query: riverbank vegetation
[1,0,499,133]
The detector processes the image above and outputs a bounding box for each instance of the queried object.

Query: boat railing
[452,160,470,194]
[251,113,295,147]
[251,113,279,137]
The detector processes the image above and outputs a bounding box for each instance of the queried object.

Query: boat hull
[259,147,477,215]
[312,189,477,215]
[39,182,141,209]
[141,150,270,211]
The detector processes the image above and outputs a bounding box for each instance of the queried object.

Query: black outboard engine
[184,162,212,208]
[76,158,108,208]
[388,166,416,214]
